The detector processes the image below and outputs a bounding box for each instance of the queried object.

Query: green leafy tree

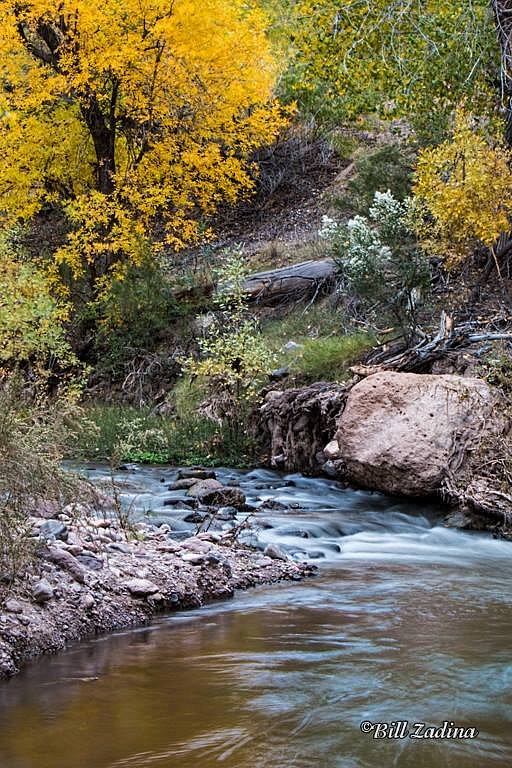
[282,0,498,139]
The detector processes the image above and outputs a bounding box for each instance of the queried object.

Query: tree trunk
[80,89,117,196]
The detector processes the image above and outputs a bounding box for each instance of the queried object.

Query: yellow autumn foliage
[0,1,286,292]
[413,109,512,268]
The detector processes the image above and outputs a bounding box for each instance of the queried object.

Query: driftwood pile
[351,311,512,376]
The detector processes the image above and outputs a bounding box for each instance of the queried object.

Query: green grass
[260,304,375,383]
[261,303,345,347]
[76,399,255,467]
[293,333,374,382]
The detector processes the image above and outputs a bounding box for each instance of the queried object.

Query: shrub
[336,143,415,216]
[87,258,180,371]
[0,231,75,372]
[183,248,276,437]
[0,380,86,589]
[321,190,431,335]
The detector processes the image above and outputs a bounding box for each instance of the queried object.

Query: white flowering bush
[320,191,430,332]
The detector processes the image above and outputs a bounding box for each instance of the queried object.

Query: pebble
[181,538,212,553]
[4,599,23,614]
[40,519,68,541]
[254,556,273,567]
[44,546,86,584]
[107,542,131,554]
[156,542,181,553]
[76,554,104,571]
[196,531,222,542]
[124,578,160,597]
[82,594,95,610]
[181,553,205,565]
[32,579,54,604]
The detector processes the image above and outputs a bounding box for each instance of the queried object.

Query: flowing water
[0,466,511,768]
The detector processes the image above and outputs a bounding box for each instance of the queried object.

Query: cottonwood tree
[0,1,285,295]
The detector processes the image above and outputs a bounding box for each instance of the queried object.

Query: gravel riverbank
[0,508,315,678]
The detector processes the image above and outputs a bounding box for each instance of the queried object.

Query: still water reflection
[0,467,511,768]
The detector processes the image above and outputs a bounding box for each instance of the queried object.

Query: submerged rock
[187,479,246,508]
[169,478,197,490]
[177,468,217,481]
[264,543,288,561]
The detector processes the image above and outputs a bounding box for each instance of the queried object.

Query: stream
[0,465,511,767]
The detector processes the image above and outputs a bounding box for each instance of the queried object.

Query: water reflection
[0,468,511,767]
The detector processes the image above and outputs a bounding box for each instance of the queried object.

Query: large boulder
[335,372,505,496]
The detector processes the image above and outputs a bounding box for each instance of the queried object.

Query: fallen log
[243,258,336,306]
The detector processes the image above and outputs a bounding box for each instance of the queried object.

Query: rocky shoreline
[0,489,315,679]
[260,371,512,533]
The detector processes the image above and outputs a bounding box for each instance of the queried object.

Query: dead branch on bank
[351,311,512,375]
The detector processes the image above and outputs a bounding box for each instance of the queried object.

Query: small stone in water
[177,468,217,481]
[183,511,207,524]
[264,543,288,561]
[169,478,197,490]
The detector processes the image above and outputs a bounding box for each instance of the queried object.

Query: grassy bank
[77,402,256,467]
